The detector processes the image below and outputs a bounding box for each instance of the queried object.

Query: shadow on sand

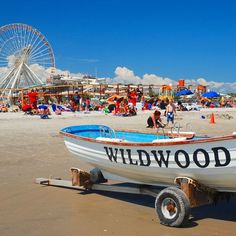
[78,183,236,227]
[41,182,236,227]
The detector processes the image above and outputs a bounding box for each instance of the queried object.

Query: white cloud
[196,78,208,86]
[29,64,51,82]
[108,66,177,86]
[208,81,236,93]
[112,66,141,84]
[142,74,176,85]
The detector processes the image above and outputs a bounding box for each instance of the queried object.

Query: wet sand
[0,109,236,236]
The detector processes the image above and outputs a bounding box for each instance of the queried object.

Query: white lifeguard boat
[57,124,236,227]
[60,124,236,192]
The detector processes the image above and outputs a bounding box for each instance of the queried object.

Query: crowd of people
[19,89,50,118]
[17,89,96,117]
[0,87,235,125]
[201,99,234,108]
[104,88,143,117]
[107,89,179,127]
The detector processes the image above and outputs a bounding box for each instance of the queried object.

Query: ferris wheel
[0,23,55,99]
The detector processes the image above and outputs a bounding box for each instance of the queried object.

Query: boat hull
[62,131,236,192]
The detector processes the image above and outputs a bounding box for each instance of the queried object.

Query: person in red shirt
[130,89,137,107]
[22,103,32,113]
[27,89,38,108]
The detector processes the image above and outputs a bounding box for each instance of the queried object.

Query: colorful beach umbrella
[107,94,122,102]
[176,89,193,96]
[202,91,220,98]
[106,94,124,104]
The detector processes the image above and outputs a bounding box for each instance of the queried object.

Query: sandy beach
[1,109,236,236]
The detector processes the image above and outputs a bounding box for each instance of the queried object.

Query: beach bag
[40,114,49,119]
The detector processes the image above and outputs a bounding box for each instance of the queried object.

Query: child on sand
[166,100,176,125]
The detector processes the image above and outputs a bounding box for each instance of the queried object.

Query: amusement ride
[0,23,55,100]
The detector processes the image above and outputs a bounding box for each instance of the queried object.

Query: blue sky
[1,0,236,84]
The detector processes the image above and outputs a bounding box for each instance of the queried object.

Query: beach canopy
[107,94,123,103]
[176,89,193,96]
[202,91,220,98]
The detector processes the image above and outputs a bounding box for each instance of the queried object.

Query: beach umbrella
[107,94,123,103]
[202,91,220,98]
[176,89,193,96]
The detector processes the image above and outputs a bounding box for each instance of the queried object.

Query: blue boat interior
[61,125,197,143]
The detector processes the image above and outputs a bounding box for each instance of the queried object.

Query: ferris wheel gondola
[0,23,55,100]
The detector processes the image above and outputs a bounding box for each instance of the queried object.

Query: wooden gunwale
[60,130,236,147]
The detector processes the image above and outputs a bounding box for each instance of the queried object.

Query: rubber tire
[155,186,191,227]
[90,168,107,183]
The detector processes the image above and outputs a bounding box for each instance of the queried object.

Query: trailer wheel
[90,168,107,183]
[155,187,190,227]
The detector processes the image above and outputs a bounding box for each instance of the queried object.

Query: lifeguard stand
[196,85,207,95]
[158,85,173,100]
[177,79,185,91]
[177,80,192,91]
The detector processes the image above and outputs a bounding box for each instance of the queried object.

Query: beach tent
[176,89,193,96]
[202,91,220,98]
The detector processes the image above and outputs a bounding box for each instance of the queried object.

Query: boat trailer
[35,168,232,227]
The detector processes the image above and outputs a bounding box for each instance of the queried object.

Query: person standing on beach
[73,91,81,111]
[166,99,176,125]
[85,96,91,111]
[27,89,38,109]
